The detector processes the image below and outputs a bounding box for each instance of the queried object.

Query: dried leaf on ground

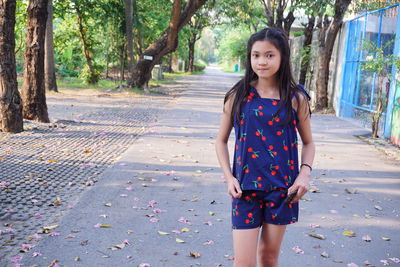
[309,187,320,193]
[189,251,201,258]
[345,188,358,194]
[48,259,59,267]
[342,230,356,237]
[176,238,185,243]
[321,251,329,258]
[362,235,372,242]
[309,233,326,240]
[374,205,383,211]
[158,231,169,235]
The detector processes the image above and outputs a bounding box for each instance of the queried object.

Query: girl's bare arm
[215,96,242,198]
[290,93,316,202]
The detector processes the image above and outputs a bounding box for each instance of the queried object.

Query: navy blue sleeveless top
[232,87,300,191]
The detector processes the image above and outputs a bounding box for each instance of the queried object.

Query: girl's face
[250,40,281,80]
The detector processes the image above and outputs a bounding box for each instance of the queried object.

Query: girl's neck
[252,78,280,97]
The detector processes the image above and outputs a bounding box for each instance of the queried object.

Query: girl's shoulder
[291,84,311,113]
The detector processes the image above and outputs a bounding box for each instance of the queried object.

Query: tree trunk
[261,0,294,35]
[21,0,49,123]
[44,0,57,92]
[299,15,315,85]
[105,50,110,79]
[120,44,125,82]
[124,0,134,84]
[371,75,384,138]
[129,0,207,89]
[171,52,179,72]
[315,0,351,110]
[74,2,96,84]
[188,37,196,72]
[261,0,275,27]
[0,0,23,133]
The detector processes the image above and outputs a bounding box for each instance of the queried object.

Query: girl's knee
[258,246,280,263]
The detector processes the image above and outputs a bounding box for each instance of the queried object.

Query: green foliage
[193,62,206,72]
[216,25,251,67]
[79,64,103,84]
[360,39,400,78]
[349,0,399,14]
[292,31,304,37]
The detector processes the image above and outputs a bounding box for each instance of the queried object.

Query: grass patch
[16,70,204,93]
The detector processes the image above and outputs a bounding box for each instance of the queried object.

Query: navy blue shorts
[231,190,299,229]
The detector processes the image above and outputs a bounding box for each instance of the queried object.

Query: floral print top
[232,86,300,191]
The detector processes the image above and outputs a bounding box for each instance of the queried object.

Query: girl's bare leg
[257,223,287,267]
[232,227,260,267]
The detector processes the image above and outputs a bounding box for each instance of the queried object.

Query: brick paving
[0,81,187,264]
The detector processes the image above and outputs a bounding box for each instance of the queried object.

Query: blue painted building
[336,4,400,145]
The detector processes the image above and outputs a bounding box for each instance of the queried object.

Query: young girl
[215,27,315,267]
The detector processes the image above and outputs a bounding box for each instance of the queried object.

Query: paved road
[6,67,400,267]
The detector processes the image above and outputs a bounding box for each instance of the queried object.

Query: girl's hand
[287,174,310,203]
[227,177,242,198]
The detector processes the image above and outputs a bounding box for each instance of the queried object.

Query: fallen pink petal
[149,218,159,223]
[49,232,60,237]
[133,197,140,201]
[153,208,162,213]
[10,256,22,263]
[32,213,43,217]
[329,210,338,214]
[0,181,10,186]
[126,186,134,191]
[292,246,304,254]
[172,230,181,234]
[12,264,23,267]
[94,223,101,228]
[138,264,150,267]
[380,260,389,266]
[389,257,400,263]
[347,264,359,267]
[203,240,215,245]
[178,217,188,223]
[120,194,128,198]
[22,244,33,250]
[123,239,130,245]
[31,234,41,239]
[32,252,42,257]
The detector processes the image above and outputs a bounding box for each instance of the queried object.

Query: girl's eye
[252,54,259,57]
[267,54,274,58]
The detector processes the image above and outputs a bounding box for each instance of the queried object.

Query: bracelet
[300,163,312,172]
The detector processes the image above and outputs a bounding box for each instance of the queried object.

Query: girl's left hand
[288,174,310,203]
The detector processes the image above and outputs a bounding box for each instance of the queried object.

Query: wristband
[300,163,312,172]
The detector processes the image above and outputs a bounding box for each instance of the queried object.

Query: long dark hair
[224,27,311,126]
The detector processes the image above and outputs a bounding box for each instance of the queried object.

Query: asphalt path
[15,66,400,267]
